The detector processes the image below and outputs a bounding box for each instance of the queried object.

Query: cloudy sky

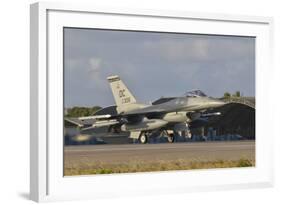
[64,28,255,108]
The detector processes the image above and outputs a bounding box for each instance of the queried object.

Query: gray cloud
[64,28,255,107]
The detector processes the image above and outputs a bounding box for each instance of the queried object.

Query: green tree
[223,92,231,98]
[233,91,241,97]
[65,106,102,117]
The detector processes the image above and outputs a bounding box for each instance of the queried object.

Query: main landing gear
[162,130,175,143]
[167,133,175,143]
[138,132,148,144]
[138,130,176,144]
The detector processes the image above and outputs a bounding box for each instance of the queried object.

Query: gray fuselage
[120,96,225,132]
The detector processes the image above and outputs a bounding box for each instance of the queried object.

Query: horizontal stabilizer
[65,117,98,127]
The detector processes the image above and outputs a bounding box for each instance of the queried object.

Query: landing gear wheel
[167,133,175,143]
[139,133,148,144]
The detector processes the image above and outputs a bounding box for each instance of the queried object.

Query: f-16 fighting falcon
[65,75,226,144]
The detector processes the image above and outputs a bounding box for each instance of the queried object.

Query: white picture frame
[30,2,274,202]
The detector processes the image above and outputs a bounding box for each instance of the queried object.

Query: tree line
[65,106,102,117]
[223,91,241,98]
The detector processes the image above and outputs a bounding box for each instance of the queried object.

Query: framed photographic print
[30,2,274,202]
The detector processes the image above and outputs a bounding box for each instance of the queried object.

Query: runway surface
[64,141,255,164]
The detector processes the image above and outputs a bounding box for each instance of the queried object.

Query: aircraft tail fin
[107,75,137,107]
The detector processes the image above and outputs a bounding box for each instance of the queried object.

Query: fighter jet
[65,75,225,144]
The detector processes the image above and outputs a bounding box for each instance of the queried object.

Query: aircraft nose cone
[212,100,226,107]
[205,98,226,108]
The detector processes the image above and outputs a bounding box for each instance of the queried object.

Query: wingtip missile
[78,114,112,121]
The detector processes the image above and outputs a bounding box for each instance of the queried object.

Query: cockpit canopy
[184,90,207,98]
[152,90,208,105]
